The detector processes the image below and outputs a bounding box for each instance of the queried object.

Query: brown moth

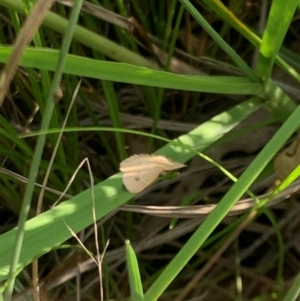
[119,154,186,193]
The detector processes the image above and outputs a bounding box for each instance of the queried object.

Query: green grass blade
[282,271,300,301]
[257,0,299,78]
[263,79,297,120]
[0,0,158,68]
[0,98,261,282]
[0,116,33,156]
[2,1,84,299]
[144,105,300,301]
[125,240,144,301]
[0,47,262,95]
[202,0,300,83]
[102,80,127,160]
[180,0,258,81]
[203,0,261,46]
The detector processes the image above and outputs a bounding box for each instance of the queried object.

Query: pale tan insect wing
[120,154,152,171]
[122,166,163,193]
[146,155,186,170]
[120,155,163,193]
[120,154,185,193]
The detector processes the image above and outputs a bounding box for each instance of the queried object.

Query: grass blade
[2,1,84,299]
[257,0,299,78]
[0,99,261,282]
[144,105,300,301]
[125,240,144,301]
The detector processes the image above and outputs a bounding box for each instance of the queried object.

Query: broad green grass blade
[0,47,262,95]
[0,98,261,282]
[125,240,144,301]
[256,0,299,79]
[144,105,300,301]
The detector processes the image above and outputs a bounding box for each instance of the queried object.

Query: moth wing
[120,154,154,172]
[122,166,163,193]
[120,154,185,193]
[147,155,186,171]
[120,154,185,172]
